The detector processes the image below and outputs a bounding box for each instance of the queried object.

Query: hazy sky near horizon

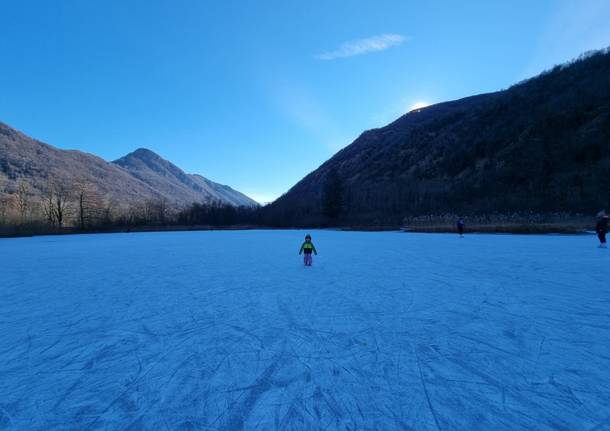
[2,1,610,203]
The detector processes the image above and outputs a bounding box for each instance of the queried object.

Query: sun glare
[410,101,429,111]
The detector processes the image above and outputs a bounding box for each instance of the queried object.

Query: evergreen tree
[322,168,343,222]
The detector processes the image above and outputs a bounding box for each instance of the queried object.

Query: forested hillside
[264,49,610,226]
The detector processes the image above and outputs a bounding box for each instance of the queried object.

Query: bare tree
[42,185,56,225]
[0,195,13,226]
[75,182,104,229]
[154,198,168,225]
[143,198,168,225]
[143,200,154,224]
[42,181,72,227]
[101,199,116,226]
[0,176,7,225]
[128,203,145,226]
[53,184,71,227]
[15,180,30,224]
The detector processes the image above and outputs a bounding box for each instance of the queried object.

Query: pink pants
[304,253,313,266]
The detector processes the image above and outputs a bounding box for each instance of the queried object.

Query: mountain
[0,123,258,209]
[265,48,610,226]
[113,149,258,207]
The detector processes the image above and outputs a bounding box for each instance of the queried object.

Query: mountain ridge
[113,148,257,207]
[0,122,258,210]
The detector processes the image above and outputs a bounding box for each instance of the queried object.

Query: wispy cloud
[316,34,408,60]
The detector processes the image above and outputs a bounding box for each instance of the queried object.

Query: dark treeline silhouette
[176,202,260,226]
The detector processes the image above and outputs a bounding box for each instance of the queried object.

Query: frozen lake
[1,230,609,430]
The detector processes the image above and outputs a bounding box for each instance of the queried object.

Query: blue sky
[1,1,610,203]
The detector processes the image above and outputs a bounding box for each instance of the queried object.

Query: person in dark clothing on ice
[299,234,318,266]
[596,214,608,248]
[457,218,465,238]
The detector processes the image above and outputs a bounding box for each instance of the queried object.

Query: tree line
[0,171,346,235]
[0,178,172,232]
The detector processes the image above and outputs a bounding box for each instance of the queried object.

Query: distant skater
[299,234,318,266]
[457,217,465,238]
[596,213,608,248]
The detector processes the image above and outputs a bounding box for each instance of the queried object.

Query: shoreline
[401,223,591,235]
[0,223,594,239]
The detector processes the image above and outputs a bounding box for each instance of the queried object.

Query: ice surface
[1,230,609,430]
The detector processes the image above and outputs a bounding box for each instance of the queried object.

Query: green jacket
[299,241,317,255]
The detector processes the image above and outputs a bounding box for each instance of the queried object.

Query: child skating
[299,234,317,266]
